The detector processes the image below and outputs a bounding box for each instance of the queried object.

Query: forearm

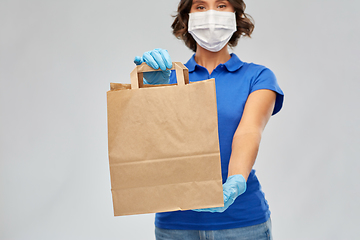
[227,131,262,181]
[227,89,275,181]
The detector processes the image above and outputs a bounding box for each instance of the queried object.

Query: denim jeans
[155,218,272,240]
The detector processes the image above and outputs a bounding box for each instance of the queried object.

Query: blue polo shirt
[155,53,284,230]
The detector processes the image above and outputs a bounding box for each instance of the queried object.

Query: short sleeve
[250,67,284,115]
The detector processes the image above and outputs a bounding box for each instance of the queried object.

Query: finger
[193,208,214,212]
[193,206,226,213]
[134,56,143,65]
[223,197,234,210]
[156,48,173,69]
[223,187,231,203]
[143,51,159,69]
[150,50,167,71]
[223,194,229,204]
[192,209,205,212]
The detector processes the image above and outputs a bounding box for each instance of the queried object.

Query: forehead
[192,0,229,4]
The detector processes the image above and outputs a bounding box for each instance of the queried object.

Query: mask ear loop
[229,11,237,53]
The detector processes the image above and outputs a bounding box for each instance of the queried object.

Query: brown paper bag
[107,62,223,216]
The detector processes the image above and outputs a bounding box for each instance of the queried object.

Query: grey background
[1,0,359,239]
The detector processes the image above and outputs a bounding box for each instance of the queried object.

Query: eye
[217,4,227,9]
[196,5,206,10]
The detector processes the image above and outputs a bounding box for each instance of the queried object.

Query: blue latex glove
[134,48,172,85]
[193,174,247,213]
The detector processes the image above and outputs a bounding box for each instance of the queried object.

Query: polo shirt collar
[185,55,198,72]
[185,53,244,73]
[224,53,244,72]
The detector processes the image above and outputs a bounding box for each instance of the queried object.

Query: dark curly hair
[171,0,255,52]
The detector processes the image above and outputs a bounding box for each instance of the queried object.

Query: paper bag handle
[130,62,189,89]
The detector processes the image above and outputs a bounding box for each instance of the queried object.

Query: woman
[134,0,284,239]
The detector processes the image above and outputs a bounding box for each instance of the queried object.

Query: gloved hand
[134,48,172,85]
[193,174,247,213]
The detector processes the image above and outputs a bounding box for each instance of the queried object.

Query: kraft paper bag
[107,62,223,216]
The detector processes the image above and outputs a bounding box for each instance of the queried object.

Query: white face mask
[188,10,237,52]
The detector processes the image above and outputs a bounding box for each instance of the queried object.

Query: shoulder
[241,62,276,80]
[242,63,283,115]
[226,54,275,81]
